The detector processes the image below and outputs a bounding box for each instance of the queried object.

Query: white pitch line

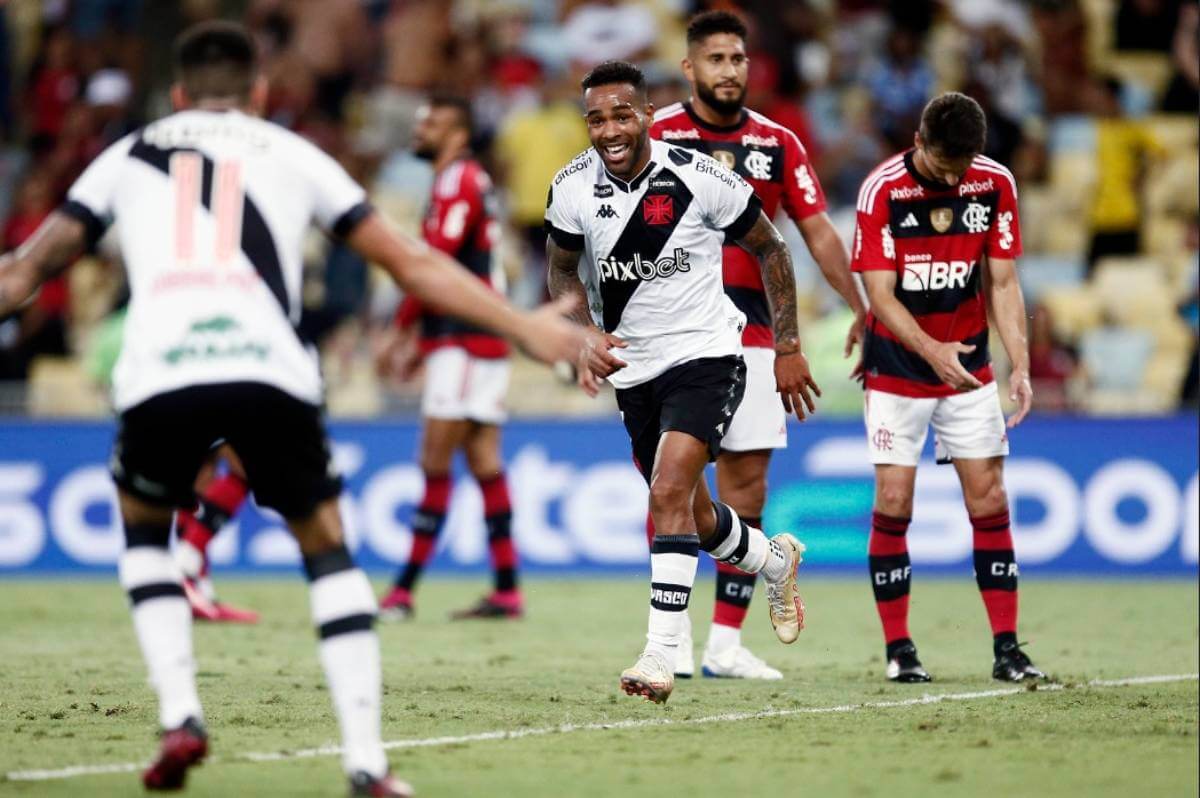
[7,673,1196,782]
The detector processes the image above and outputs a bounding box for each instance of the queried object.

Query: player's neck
[689,96,743,129]
[433,147,469,175]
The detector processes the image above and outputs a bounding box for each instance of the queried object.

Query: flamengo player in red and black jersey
[647,11,867,680]
[851,92,1045,684]
[378,96,522,621]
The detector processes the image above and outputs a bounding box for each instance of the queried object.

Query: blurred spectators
[1162,1,1199,112]
[861,25,933,151]
[1028,304,1079,412]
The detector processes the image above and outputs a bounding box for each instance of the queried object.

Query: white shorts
[864,381,1009,466]
[421,347,509,425]
[721,347,787,452]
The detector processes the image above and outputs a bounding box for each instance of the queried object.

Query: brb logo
[902,259,976,291]
[597,248,691,282]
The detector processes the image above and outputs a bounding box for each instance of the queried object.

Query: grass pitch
[1,576,1196,797]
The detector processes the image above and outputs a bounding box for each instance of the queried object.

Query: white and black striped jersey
[62,109,370,411]
[544,138,761,388]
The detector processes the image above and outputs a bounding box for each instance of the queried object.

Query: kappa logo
[745,150,774,181]
[642,194,674,225]
[595,204,619,219]
[899,212,918,228]
[594,184,614,198]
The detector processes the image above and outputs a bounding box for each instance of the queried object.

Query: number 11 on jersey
[170,151,244,268]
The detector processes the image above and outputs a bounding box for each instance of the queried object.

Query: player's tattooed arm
[545,237,626,396]
[0,212,87,316]
[736,212,822,420]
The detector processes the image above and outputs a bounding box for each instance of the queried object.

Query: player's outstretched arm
[984,256,1033,427]
[0,212,87,317]
[736,211,821,420]
[545,237,626,397]
[347,212,587,367]
[797,212,868,357]
[861,270,983,392]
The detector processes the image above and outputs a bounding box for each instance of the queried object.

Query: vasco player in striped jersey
[0,23,587,796]
[851,92,1045,684]
[377,96,524,622]
[649,11,867,681]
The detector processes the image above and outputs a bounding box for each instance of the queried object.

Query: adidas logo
[900,212,918,228]
[596,204,618,219]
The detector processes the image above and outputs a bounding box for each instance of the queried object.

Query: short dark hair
[686,10,748,45]
[919,92,987,159]
[174,21,257,101]
[581,60,646,99]
[428,93,474,137]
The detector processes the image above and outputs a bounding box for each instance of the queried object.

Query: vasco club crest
[642,195,674,225]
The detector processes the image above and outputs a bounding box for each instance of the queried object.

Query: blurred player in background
[377,96,523,621]
[851,92,1045,684]
[648,10,867,681]
[0,21,586,796]
[546,60,814,705]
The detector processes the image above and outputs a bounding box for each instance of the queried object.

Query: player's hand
[576,331,627,397]
[517,294,593,368]
[1007,367,1033,428]
[849,355,865,386]
[844,311,867,358]
[374,326,423,383]
[775,349,821,421]
[925,341,983,392]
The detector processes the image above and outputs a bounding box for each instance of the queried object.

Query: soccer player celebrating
[0,22,586,795]
[378,96,522,621]
[546,60,817,704]
[649,11,867,680]
[851,92,1045,683]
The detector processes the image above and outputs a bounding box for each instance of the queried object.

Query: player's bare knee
[876,484,914,517]
[288,500,345,555]
[649,478,693,528]
[968,481,1008,517]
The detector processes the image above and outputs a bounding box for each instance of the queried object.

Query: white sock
[760,538,790,583]
[307,551,387,778]
[174,539,205,581]
[707,623,741,654]
[645,535,699,661]
[707,507,780,577]
[119,547,203,729]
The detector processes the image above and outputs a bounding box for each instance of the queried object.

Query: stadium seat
[1079,327,1154,391]
[1047,116,1097,155]
[1040,286,1104,340]
[1018,255,1087,305]
[1144,114,1200,153]
[27,356,108,416]
[1106,53,1174,105]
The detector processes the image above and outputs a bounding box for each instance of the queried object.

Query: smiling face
[583,82,654,179]
[684,32,748,116]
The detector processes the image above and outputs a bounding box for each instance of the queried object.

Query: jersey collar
[683,100,748,134]
[903,149,955,193]
[604,157,658,193]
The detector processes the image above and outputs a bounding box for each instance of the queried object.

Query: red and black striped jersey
[395,158,508,358]
[851,150,1023,398]
[650,102,827,348]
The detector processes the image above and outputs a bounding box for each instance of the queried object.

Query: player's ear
[913,131,923,151]
[248,75,269,116]
[681,57,694,84]
[170,83,189,111]
[644,101,655,125]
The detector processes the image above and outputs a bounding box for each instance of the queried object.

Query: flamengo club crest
[872,425,894,451]
[642,194,674,225]
[930,207,953,233]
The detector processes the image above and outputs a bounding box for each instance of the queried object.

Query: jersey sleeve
[691,153,762,239]
[543,171,585,251]
[297,138,371,238]
[850,182,896,274]
[985,171,1022,259]
[424,164,483,256]
[62,133,134,248]
[780,129,827,223]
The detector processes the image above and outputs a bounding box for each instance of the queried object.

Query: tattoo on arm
[738,213,800,349]
[545,238,595,328]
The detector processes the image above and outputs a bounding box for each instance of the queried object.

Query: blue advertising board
[0,416,1196,575]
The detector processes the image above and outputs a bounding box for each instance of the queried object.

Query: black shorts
[615,355,746,485]
[111,382,342,519]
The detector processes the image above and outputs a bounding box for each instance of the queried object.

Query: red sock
[868,511,912,647]
[479,473,518,595]
[971,510,1019,637]
[180,472,249,554]
[395,473,451,590]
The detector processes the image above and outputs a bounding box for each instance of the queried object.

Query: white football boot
[619,650,675,704]
[701,644,783,680]
[765,533,806,644]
